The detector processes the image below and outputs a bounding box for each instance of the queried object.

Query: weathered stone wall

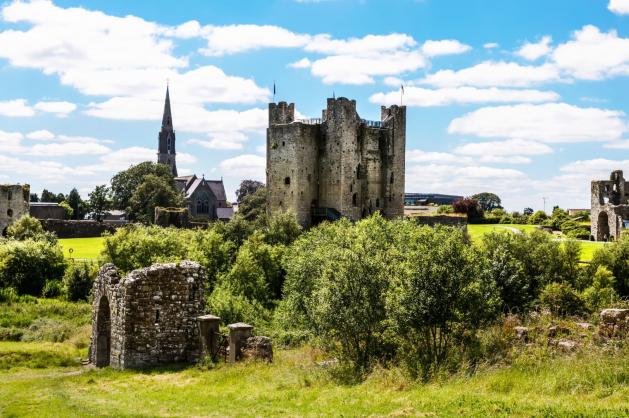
[591,170,629,241]
[40,219,120,238]
[0,184,29,235]
[267,98,406,227]
[90,261,206,369]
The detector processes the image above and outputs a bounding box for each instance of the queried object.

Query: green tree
[265,212,302,246]
[40,189,57,202]
[238,186,267,222]
[582,266,619,311]
[523,207,534,216]
[235,180,264,204]
[59,201,74,219]
[66,188,86,220]
[88,185,112,221]
[29,193,39,202]
[128,174,184,223]
[110,161,175,210]
[528,210,548,225]
[471,192,502,212]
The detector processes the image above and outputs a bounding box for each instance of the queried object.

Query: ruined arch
[95,296,111,367]
[597,211,610,242]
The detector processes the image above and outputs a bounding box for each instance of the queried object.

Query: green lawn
[467,224,608,262]
[59,237,105,260]
[0,344,627,417]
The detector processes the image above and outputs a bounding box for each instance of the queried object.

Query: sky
[1,0,629,211]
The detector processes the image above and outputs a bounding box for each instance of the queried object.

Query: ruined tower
[591,170,629,241]
[157,85,177,177]
[266,97,406,227]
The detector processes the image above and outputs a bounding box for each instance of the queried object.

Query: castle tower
[157,85,178,177]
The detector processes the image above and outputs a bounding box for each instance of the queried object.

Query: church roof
[162,85,173,130]
[175,175,227,202]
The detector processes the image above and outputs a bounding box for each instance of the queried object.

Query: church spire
[162,84,173,129]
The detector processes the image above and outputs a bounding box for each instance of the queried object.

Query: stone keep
[591,170,629,241]
[90,261,205,369]
[266,98,406,227]
[0,184,30,235]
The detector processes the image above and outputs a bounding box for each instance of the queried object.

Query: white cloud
[421,39,471,57]
[200,24,311,56]
[609,0,629,15]
[188,132,250,150]
[0,128,110,156]
[176,152,197,164]
[33,101,77,116]
[448,103,628,143]
[516,36,552,61]
[26,130,55,140]
[25,142,109,156]
[453,139,554,156]
[420,61,562,88]
[218,154,266,181]
[552,25,629,80]
[306,33,416,55]
[0,99,35,117]
[370,86,559,107]
[484,42,499,49]
[407,148,532,165]
[604,139,629,149]
[288,58,312,69]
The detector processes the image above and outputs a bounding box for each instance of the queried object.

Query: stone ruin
[0,184,30,236]
[90,261,205,369]
[591,170,629,241]
[154,206,190,228]
[599,308,628,339]
[90,260,273,369]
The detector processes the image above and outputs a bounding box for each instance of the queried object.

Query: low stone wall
[40,219,122,238]
[413,215,468,229]
[155,207,189,227]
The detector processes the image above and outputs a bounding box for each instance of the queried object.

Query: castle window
[376,198,380,207]
[7,191,11,200]
[390,173,394,184]
[284,177,291,185]
[282,141,285,146]
[356,164,361,179]
[352,193,357,207]
[7,209,13,217]
[155,309,160,324]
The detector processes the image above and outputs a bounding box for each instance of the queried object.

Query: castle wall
[266,98,405,227]
[591,170,629,241]
[0,184,30,235]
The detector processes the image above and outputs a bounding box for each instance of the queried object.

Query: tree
[5,215,44,240]
[88,185,112,221]
[523,207,534,216]
[453,198,483,221]
[66,188,86,220]
[471,192,502,212]
[128,174,184,223]
[528,210,548,225]
[110,161,175,210]
[235,180,264,204]
[29,193,39,202]
[58,201,74,219]
[238,186,267,222]
[40,189,57,202]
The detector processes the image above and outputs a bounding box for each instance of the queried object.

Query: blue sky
[1,0,629,211]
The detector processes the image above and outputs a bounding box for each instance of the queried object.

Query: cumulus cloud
[0,129,110,156]
[421,39,471,57]
[26,130,55,140]
[218,154,266,181]
[453,139,554,157]
[448,103,628,143]
[289,58,312,69]
[33,101,77,116]
[604,140,629,149]
[0,99,34,117]
[370,86,559,107]
[609,0,629,15]
[187,132,250,150]
[420,61,562,88]
[483,42,499,49]
[200,24,311,56]
[516,36,552,61]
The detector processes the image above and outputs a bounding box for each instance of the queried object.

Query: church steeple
[157,84,178,177]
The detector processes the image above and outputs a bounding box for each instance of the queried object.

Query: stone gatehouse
[0,184,30,235]
[591,170,629,241]
[90,261,205,369]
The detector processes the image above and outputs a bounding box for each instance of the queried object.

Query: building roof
[175,175,227,202]
[30,202,61,207]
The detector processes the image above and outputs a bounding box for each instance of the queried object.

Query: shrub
[64,261,98,302]
[581,266,619,311]
[437,205,453,214]
[42,280,63,298]
[453,198,484,221]
[265,212,302,246]
[589,236,629,297]
[5,215,44,240]
[540,282,585,316]
[528,210,548,225]
[560,220,590,240]
[206,283,270,326]
[0,239,65,296]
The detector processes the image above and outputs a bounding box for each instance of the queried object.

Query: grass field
[467,223,608,262]
[0,344,627,416]
[59,237,105,260]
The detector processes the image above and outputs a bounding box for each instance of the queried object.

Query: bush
[437,205,453,214]
[42,280,63,298]
[528,210,548,225]
[581,266,619,311]
[0,239,66,296]
[206,283,270,326]
[540,282,585,316]
[64,261,98,302]
[560,220,590,240]
[589,236,629,297]
[5,215,44,240]
[453,198,484,221]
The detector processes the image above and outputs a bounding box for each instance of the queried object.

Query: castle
[0,184,30,235]
[156,87,232,221]
[591,170,629,241]
[266,97,405,227]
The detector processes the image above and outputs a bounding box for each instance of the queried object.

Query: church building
[157,86,233,221]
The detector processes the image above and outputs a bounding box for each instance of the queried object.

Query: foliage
[128,174,185,223]
[238,186,267,222]
[471,192,502,212]
[58,201,73,219]
[453,198,483,221]
[40,189,64,203]
[560,219,590,239]
[581,266,619,311]
[235,180,264,204]
[42,280,63,298]
[437,204,453,214]
[64,261,98,302]
[66,188,86,220]
[523,207,534,216]
[110,161,175,210]
[29,193,39,203]
[88,185,112,221]
[387,224,499,379]
[206,283,270,326]
[0,239,65,296]
[528,210,548,225]
[5,215,45,241]
[545,207,570,230]
[540,282,585,316]
[588,235,629,297]
[265,212,302,246]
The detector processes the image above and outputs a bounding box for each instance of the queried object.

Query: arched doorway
[597,211,610,242]
[95,296,111,367]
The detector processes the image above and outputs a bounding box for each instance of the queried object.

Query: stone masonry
[0,184,30,236]
[591,170,629,241]
[266,98,406,227]
[90,261,205,369]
